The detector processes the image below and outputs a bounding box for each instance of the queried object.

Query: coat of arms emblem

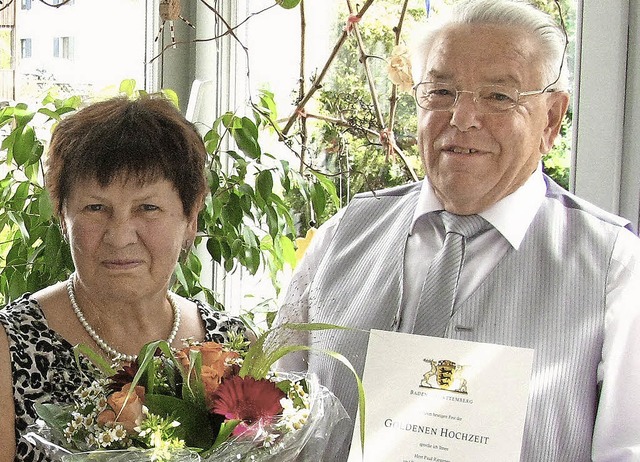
[420,358,468,394]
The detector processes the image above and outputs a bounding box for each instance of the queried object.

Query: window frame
[52,35,73,60]
[572,0,640,229]
[20,37,31,59]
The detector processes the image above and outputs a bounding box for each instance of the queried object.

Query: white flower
[70,412,84,428]
[112,425,128,441]
[262,433,278,448]
[277,397,310,432]
[96,430,115,448]
[387,44,414,92]
[96,396,108,410]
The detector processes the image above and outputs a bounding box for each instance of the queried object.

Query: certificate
[347,330,534,462]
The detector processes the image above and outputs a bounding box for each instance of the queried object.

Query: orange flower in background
[176,341,239,406]
[97,383,146,433]
[387,44,414,93]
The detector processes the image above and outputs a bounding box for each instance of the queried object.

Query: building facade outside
[0,0,147,105]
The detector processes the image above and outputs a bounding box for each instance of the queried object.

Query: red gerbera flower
[212,375,285,436]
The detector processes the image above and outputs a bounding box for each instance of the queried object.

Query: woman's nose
[103,213,138,247]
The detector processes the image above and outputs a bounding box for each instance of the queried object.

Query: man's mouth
[443,145,481,154]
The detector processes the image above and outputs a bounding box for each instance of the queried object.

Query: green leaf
[73,343,117,376]
[119,79,137,96]
[144,394,218,450]
[38,192,54,221]
[231,117,261,160]
[279,235,297,268]
[310,181,327,219]
[161,88,180,107]
[6,211,29,241]
[12,125,37,166]
[276,0,301,8]
[205,419,241,454]
[265,204,279,238]
[34,402,74,431]
[222,193,243,227]
[174,263,189,292]
[13,105,35,126]
[37,107,62,121]
[255,170,273,202]
[206,238,223,264]
[12,181,31,209]
[311,170,340,208]
[204,129,221,154]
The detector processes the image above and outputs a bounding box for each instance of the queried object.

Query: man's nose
[448,91,483,131]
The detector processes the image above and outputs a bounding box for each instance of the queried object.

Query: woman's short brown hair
[45,94,208,217]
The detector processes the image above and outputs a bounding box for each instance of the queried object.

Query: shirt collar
[410,164,546,250]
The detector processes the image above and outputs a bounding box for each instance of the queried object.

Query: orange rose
[177,342,239,407]
[200,342,239,375]
[97,383,145,433]
[201,365,226,408]
[178,342,238,380]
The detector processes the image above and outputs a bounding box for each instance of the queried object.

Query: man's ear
[540,91,570,153]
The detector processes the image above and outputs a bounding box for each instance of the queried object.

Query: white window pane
[6,0,147,103]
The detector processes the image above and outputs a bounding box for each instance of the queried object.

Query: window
[9,0,147,105]
[20,38,31,59]
[53,36,73,59]
[21,0,31,10]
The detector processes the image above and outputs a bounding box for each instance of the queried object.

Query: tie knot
[440,211,488,238]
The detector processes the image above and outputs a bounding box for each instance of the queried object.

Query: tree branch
[281,0,376,135]
[298,0,308,172]
[387,0,410,134]
[346,0,385,131]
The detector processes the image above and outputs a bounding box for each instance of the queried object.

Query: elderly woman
[0,95,246,461]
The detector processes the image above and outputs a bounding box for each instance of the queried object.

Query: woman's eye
[141,204,160,212]
[85,204,104,212]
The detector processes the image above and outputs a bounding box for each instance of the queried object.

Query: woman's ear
[59,213,69,243]
[184,210,199,248]
[540,91,570,153]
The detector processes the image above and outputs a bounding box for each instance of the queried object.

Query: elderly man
[276,0,640,460]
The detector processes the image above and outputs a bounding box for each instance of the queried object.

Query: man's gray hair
[412,0,569,91]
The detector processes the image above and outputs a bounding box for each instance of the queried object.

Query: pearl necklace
[66,274,181,363]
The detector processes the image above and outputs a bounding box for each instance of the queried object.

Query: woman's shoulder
[192,299,247,343]
[0,294,46,331]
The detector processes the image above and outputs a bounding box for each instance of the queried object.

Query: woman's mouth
[102,259,143,270]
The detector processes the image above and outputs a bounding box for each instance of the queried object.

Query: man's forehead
[421,24,541,84]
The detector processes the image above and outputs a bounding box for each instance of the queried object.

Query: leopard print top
[0,293,247,462]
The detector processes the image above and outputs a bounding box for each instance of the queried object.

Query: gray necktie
[413,211,490,337]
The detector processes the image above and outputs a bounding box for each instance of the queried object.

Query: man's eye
[428,87,454,97]
[484,91,515,103]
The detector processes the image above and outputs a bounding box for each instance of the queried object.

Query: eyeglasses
[414,1,569,115]
[413,82,557,114]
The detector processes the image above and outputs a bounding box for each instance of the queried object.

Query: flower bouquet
[25,324,362,461]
